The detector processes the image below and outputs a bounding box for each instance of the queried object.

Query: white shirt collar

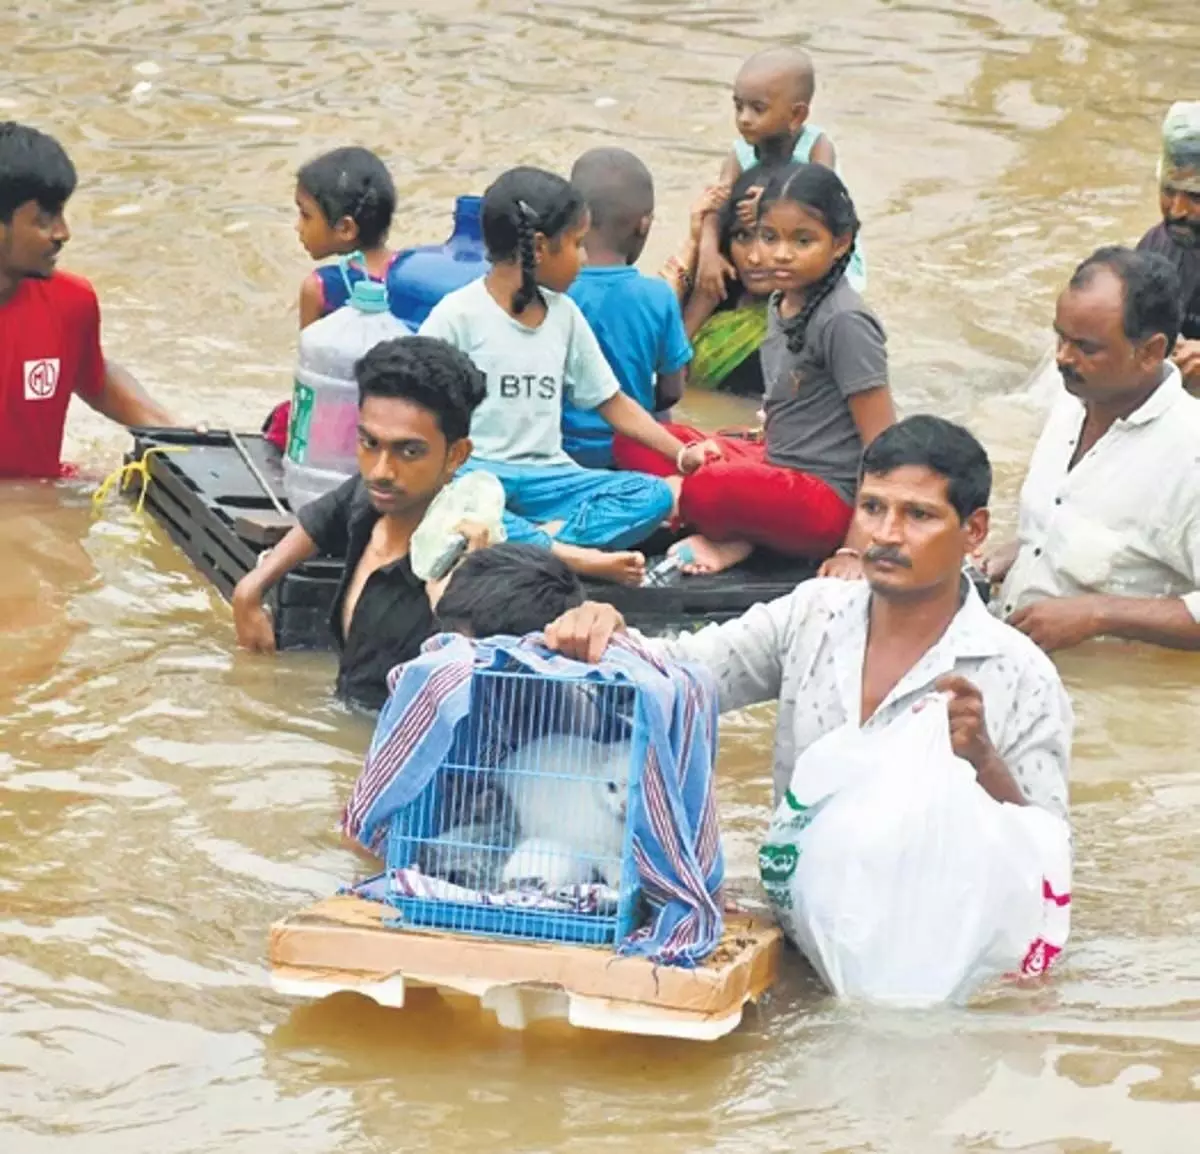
[1058,361,1184,428]
[818,578,1004,721]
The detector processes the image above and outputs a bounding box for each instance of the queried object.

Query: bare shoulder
[810,132,837,167]
[298,272,324,327]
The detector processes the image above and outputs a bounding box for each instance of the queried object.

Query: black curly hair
[758,163,860,353]
[354,336,486,444]
[481,166,586,314]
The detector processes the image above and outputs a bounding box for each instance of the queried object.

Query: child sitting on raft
[694,47,866,303]
[264,146,399,449]
[562,147,692,467]
[613,164,896,575]
[419,165,720,586]
[660,164,782,397]
[295,146,398,328]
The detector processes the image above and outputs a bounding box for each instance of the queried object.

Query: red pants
[612,423,852,558]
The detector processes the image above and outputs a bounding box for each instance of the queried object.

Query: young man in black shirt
[232,336,486,711]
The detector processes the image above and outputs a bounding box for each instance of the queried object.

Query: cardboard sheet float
[268,895,782,1041]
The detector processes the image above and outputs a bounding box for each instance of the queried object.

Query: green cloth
[690,302,769,392]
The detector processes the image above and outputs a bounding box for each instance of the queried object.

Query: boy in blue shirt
[564,148,692,468]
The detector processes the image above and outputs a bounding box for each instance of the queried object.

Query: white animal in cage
[500,735,632,889]
[501,838,594,889]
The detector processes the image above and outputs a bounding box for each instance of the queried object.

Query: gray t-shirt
[759,279,888,502]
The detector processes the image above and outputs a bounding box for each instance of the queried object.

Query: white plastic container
[283,271,412,513]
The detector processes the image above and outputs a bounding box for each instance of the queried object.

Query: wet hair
[738,47,816,105]
[860,415,991,523]
[1068,245,1182,356]
[435,543,585,638]
[296,146,395,249]
[481,166,587,314]
[569,147,654,259]
[0,122,76,223]
[354,336,486,444]
[758,162,860,354]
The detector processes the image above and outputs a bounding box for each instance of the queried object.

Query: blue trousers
[460,458,674,550]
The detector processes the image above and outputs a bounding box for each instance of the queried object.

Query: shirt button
[1033,547,1042,557]
[1004,604,1013,614]
[1054,497,1063,506]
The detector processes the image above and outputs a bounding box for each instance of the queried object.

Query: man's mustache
[864,545,912,568]
[1059,364,1085,386]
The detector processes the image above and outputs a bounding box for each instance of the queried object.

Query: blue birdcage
[383,669,646,947]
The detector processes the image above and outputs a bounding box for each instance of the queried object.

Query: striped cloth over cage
[344,631,726,967]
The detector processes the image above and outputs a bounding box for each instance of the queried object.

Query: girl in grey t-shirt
[615,163,896,575]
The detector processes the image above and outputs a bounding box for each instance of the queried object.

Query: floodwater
[2,1,1198,1150]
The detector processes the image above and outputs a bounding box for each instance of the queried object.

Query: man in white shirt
[984,246,1200,653]
[544,416,1072,820]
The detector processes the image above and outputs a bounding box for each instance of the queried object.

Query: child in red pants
[614,163,895,574]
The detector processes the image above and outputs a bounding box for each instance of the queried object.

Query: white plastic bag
[759,696,1071,1006]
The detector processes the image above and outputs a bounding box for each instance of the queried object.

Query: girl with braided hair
[613,162,895,574]
[420,165,721,586]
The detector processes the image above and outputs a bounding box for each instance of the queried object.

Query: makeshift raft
[125,428,817,649]
[268,895,781,1040]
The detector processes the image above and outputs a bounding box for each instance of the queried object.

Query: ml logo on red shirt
[23,358,61,401]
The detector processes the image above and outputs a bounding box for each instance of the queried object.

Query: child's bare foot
[670,535,753,575]
[552,543,646,586]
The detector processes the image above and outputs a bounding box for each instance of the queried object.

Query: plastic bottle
[387,195,489,328]
[283,270,413,513]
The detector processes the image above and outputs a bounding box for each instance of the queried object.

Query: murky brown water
[3,1,1200,1151]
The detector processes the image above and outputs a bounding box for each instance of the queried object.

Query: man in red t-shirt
[0,121,173,479]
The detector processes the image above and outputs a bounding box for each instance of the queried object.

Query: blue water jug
[388,195,489,328]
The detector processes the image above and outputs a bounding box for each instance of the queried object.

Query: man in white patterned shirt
[983,246,1200,654]
[545,416,1072,820]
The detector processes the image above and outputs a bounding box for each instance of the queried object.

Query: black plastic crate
[126,430,817,650]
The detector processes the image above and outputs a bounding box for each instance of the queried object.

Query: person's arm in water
[84,358,174,428]
[231,476,357,653]
[231,525,320,653]
[1009,593,1200,652]
[694,154,742,303]
[1007,493,1200,653]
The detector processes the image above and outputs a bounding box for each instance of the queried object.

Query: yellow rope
[92,445,188,516]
